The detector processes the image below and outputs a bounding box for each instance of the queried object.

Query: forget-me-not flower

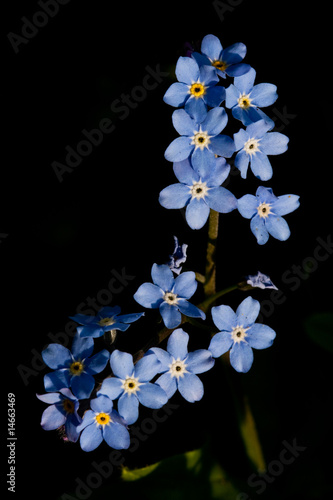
[97,350,168,425]
[159,157,236,230]
[148,328,215,403]
[134,263,205,329]
[209,296,276,373]
[42,333,109,399]
[192,34,251,79]
[37,388,82,442]
[225,68,278,126]
[246,271,278,290]
[233,119,289,180]
[167,236,188,275]
[237,186,300,245]
[77,395,130,452]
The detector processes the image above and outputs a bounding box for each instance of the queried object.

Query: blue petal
[250,215,270,245]
[211,304,237,331]
[163,82,190,107]
[237,194,258,219]
[155,372,178,399]
[134,283,164,308]
[271,194,300,216]
[103,421,130,450]
[226,63,251,77]
[118,393,139,425]
[159,183,191,209]
[80,424,103,452]
[204,156,230,186]
[233,67,256,94]
[201,107,228,135]
[250,151,273,181]
[44,369,71,392]
[71,333,94,360]
[191,148,217,178]
[151,263,175,292]
[110,350,134,379]
[97,377,124,400]
[70,313,98,326]
[204,86,225,107]
[36,392,62,404]
[210,135,235,158]
[255,186,277,203]
[246,324,276,349]
[65,413,82,442]
[230,342,254,373]
[209,332,234,357]
[236,296,260,327]
[42,344,72,370]
[186,198,210,229]
[173,271,197,298]
[175,56,200,84]
[76,409,95,432]
[90,395,113,413]
[173,158,199,184]
[137,382,168,408]
[159,302,182,329]
[164,137,194,162]
[265,215,291,241]
[147,347,172,370]
[167,328,189,360]
[206,186,237,213]
[233,128,249,151]
[177,300,206,320]
[259,132,289,155]
[71,372,95,399]
[84,349,110,375]
[172,108,197,136]
[40,404,67,430]
[201,34,223,61]
[246,119,273,139]
[225,84,240,108]
[134,352,162,382]
[178,373,204,402]
[221,42,247,64]
[185,97,208,123]
[76,325,103,338]
[250,83,278,107]
[116,312,145,324]
[185,349,215,374]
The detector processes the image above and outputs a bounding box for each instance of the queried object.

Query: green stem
[198,283,238,314]
[203,209,219,298]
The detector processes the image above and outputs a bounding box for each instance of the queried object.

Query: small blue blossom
[97,350,168,425]
[77,395,130,452]
[209,296,276,373]
[70,306,144,339]
[233,119,289,180]
[148,328,215,403]
[133,263,206,329]
[164,107,235,167]
[237,186,300,245]
[36,388,82,442]
[159,157,236,230]
[225,68,278,126]
[246,271,278,290]
[42,333,109,399]
[167,236,188,275]
[192,34,251,79]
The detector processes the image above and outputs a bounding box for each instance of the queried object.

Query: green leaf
[304,312,333,353]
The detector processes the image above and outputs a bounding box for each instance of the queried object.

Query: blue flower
[159,157,236,230]
[192,34,251,79]
[42,333,110,399]
[164,107,235,167]
[237,186,300,245]
[225,68,278,126]
[233,119,289,180]
[77,395,130,452]
[133,263,206,329]
[148,328,215,403]
[208,296,276,373]
[70,306,144,339]
[97,350,168,425]
[163,56,225,121]
[167,236,188,275]
[36,388,82,442]
[246,271,278,290]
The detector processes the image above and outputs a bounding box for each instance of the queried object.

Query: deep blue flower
[163,56,225,121]
[237,186,300,245]
[77,395,130,452]
[233,119,289,180]
[167,236,188,275]
[225,68,278,126]
[192,34,251,79]
[133,263,206,329]
[209,296,276,373]
[97,350,168,425]
[148,328,215,403]
[42,333,109,399]
[159,157,236,230]
[164,107,235,167]
[70,306,144,339]
[246,271,278,290]
[36,388,82,442]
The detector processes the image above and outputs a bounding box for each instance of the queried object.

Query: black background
[2,1,332,499]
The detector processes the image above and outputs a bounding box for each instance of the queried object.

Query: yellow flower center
[95,412,111,426]
[98,317,116,327]
[212,60,228,71]
[238,94,252,109]
[62,399,75,414]
[189,82,206,98]
[69,361,84,376]
[257,203,272,219]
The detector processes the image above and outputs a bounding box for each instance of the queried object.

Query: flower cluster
[37,33,300,455]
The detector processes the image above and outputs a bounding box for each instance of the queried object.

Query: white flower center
[122,376,142,395]
[257,202,272,218]
[238,93,252,109]
[191,128,211,151]
[231,325,249,343]
[163,292,179,305]
[189,181,210,200]
[169,358,188,379]
[244,138,261,156]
